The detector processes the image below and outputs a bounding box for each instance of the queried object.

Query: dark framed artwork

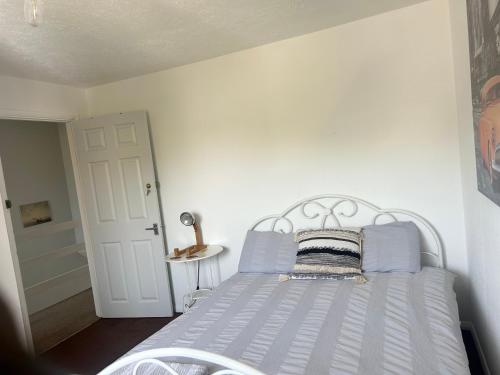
[20,201,52,228]
[467,0,500,206]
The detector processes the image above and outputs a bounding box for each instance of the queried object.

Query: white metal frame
[251,194,444,268]
[166,245,223,311]
[98,348,265,375]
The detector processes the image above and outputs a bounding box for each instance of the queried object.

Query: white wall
[449,1,500,373]
[0,122,76,257]
[86,0,470,314]
[0,75,87,121]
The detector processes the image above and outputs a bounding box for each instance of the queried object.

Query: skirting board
[461,321,491,375]
[25,265,92,315]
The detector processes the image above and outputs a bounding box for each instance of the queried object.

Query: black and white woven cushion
[288,228,366,283]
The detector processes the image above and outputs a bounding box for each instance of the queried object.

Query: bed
[99,195,470,375]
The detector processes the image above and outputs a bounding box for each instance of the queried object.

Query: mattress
[127,267,469,375]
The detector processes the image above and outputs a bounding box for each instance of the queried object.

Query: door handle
[145,223,159,235]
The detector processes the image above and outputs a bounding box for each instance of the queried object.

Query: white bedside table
[165,245,223,311]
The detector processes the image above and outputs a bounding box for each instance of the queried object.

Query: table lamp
[174,212,207,257]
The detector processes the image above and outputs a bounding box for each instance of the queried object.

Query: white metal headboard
[250,194,444,268]
[98,348,265,375]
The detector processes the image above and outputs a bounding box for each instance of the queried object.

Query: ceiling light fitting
[24,0,44,27]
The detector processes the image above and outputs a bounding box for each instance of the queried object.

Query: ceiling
[0,0,427,87]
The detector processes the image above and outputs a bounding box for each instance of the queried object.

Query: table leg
[184,262,195,311]
[209,257,215,289]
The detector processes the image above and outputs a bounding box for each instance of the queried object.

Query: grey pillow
[362,221,421,273]
[238,230,298,273]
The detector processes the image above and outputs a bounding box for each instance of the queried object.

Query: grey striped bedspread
[127,267,469,375]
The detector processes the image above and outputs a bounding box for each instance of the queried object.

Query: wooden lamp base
[174,244,207,257]
[174,221,207,257]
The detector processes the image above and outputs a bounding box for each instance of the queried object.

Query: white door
[70,111,172,317]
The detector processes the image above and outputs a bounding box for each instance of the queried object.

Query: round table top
[164,245,223,263]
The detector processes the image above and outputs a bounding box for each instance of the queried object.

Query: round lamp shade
[180,212,195,226]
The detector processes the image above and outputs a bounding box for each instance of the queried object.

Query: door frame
[65,121,103,317]
[0,156,33,352]
[0,111,101,350]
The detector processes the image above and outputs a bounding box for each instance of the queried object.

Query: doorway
[0,119,98,353]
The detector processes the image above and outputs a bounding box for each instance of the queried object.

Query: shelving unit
[15,219,90,315]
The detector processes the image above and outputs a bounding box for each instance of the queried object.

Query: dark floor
[41,315,180,374]
[40,319,485,375]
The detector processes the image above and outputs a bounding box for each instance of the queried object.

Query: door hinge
[5,199,12,209]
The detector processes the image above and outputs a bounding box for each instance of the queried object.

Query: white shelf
[21,242,86,264]
[15,219,80,240]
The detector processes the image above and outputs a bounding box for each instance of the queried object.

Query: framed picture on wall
[20,201,52,228]
[467,0,500,207]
